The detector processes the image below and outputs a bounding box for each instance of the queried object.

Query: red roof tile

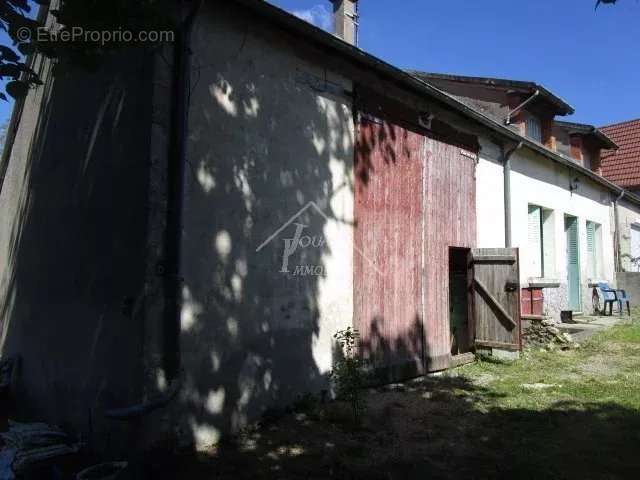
[600,118,640,189]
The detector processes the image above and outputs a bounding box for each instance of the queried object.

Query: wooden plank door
[354,114,426,381]
[565,215,581,311]
[471,248,521,350]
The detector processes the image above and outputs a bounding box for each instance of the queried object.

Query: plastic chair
[596,282,631,316]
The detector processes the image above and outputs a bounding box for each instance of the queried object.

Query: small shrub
[330,327,368,425]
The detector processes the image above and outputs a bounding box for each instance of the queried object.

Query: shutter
[567,220,579,265]
[586,222,596,278]
[565,216,581,311]
[528,206,542,277]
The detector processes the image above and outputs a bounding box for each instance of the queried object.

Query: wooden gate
[471,248,521,350]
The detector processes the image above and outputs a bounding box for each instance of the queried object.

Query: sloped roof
[554,120,618,150]
[226,0,639,203]
[600,118,640,189]
[409,71,575,116]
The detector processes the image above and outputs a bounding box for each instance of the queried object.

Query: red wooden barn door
[354,114,426,381]
[423,138,477,370]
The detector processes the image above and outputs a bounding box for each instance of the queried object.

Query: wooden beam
[450,352,476,368]
[475,340,520,350]
[471,255,516,264]
[473,278,518,329]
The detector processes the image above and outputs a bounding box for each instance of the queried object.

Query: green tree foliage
[595,0,619,8]
[0,0,47,100]
[0,0,176,100]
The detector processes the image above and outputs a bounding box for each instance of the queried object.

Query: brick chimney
[331,0,359,46]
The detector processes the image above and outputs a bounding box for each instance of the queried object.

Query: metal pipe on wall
[503,142,523,248]
[614,189,625,273]
[505,90,540,126]
[104,0,202,421]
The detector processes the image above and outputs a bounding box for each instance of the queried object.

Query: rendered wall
[476,139,617,319]
[616,272,640,302]
[177,3,355,448]
[0,49,154,452]
[509,149,615,318]
[617,198,640,272]
[476,138,506,249]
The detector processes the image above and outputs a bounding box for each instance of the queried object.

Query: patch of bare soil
[578,354,621,377]
[154,376,497,479]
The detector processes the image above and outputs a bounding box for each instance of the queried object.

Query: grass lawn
[164,312,640,479]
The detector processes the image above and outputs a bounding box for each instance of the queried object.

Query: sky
[0,29,16,128]
[0,1,637,128]
[269,0,640,127]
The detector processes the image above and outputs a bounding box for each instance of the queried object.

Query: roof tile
[600,118,640,188]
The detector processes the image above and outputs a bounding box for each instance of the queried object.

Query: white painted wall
[476,138,505,248]
[477,141,616,319]
[618,198,640,273]
[178,2,355,448]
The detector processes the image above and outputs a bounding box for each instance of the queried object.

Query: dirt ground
[140,312,640,479]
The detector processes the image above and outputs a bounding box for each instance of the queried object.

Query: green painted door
[565,216,581,311]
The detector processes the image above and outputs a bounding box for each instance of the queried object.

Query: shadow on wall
[175,3,439,447]
[360,316,426,381]
[0,48,154,453]
[175,3,362,448]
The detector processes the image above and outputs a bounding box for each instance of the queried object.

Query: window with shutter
[526,116,542,143]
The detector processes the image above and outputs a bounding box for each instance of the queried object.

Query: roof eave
[230,0,639,206]
[408,71,575,116]
[555,121,619,150]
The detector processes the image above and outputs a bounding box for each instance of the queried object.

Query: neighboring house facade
[600,119,640,272]
[412,72,638,319]
[0,0,638,453]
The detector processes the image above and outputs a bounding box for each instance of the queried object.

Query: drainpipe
[503,142,523,248]
[163,0,202,381]
[614,189,625,273]
[106,0,201,420]
[505,90,540,126]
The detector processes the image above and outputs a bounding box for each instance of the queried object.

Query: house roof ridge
[600,117,640,130]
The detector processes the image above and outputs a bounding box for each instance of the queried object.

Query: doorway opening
[449,247,471,356]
